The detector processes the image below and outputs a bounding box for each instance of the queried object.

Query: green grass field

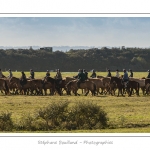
[0,72,150,133]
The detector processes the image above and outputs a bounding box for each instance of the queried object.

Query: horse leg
[96,88,99,95]
[15,89,19,95]
[128,88,132,97]
[136,88,139,96]
[120,88,123,96]
[41,88,43,95]
[74,90,77,96]
[81,89,83,94]
[141,87,145,95]
[23,89,26,95]
[117,88,120,97]
[84,90,89,96]
[92,90,96,96]
[44,89,47,95]
[106,86,111,95]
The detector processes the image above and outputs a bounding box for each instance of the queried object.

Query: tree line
[0,47,150,72]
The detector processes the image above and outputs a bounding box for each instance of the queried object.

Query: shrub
[13,101,108,131]
[37,101,69,130]
[0,112,13,131]
[16,114,36,131]
[67,101,108,130]
[36,101,108,131]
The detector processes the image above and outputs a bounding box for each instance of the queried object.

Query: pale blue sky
[0,17,150,47]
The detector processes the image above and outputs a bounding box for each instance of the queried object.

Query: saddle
[77,80,85,88]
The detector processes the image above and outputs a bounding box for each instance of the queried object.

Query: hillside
[0,48,150,72]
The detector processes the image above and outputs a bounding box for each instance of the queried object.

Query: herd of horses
[0,74,150,97]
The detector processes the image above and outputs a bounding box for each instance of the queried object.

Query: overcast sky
[0,17,150,47]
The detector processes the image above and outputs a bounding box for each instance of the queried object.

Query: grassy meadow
[0,71,150,133]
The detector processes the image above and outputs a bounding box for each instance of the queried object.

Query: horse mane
[46,76,55,80]
[45,76,56,84]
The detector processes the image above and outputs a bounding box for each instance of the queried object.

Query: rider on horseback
[30,69,34,79]
[129,69,133,77]
[147,70,150,78]
[8,69,13,78]
[20,71,27,87]
[83,69,88,80]
[115,69,120,78]
[0,69,4,78]
[122,69,129,88]
[107,69,111,77]
[45,70,50,77]
[90,69,96,78]
[55,69,62,87]
[77,69,86,88]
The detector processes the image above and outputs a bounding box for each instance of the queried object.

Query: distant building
[120,46,125,50]
[40,47,53,52]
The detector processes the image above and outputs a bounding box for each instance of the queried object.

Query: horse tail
[92,82,96,95]
[137,82,140,95]
[4,80,9,94]
[42,79,45,88]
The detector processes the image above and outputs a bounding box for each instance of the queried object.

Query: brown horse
[20,80,37,95]
[65,77,88,95]
[65,80,96,96]
[0,78,9,95]
[101,77,114,95]
[129,77,145,95]
[58,79,68,95]
[30,79,44,95]
[44,77,62,96]
[110,77,139,97]
[42,80,55,95]
[9,77,22,94]
[88,78,107,95]
[5,78,18,94]
[9,77,37,95]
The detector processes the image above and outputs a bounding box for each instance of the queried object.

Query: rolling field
[0,71,150,133]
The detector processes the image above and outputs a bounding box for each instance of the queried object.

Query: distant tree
[29,46,33,50]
